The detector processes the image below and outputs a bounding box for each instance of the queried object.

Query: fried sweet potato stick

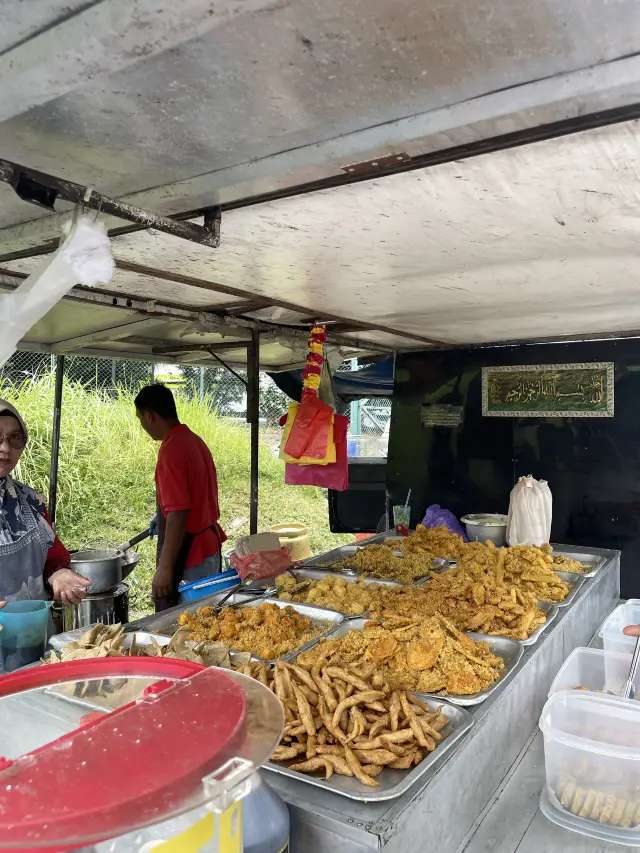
[290,758,334,780]
[332,691,385,730]
[344,745,379,787]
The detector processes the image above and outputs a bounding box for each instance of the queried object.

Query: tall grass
[1,377,350,615]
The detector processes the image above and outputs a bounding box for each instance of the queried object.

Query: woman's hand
[624,624,640,637]
[49,569,91,606]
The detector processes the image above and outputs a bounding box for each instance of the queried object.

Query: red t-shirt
[155,424,227,570]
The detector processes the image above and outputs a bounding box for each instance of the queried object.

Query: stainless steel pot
[62,582,129,631]
[70,548,123,593]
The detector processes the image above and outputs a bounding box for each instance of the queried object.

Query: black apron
[154,513,222,613]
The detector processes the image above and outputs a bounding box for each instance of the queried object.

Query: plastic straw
[404,489,411,509]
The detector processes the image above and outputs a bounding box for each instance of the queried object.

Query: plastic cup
[393,505,411,536]
[0,600,49,672]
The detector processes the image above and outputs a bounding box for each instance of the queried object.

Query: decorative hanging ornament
[302,324,327,397]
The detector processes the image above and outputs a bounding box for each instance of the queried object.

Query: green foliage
[1,376,350,617]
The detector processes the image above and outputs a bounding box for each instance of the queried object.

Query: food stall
[83,529,613,853]
[2,3,640,850]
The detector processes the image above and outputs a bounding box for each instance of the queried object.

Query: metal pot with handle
[70,547,123,593]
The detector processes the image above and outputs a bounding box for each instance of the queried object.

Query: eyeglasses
[0,433,26,450]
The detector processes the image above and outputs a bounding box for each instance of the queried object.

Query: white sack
[507,475,553,546]
[0,215,114,369]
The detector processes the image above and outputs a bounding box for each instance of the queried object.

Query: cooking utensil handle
[118,528,152,552]
[214,573,256,611]
[621,635,640,699]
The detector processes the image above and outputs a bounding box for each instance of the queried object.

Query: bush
[2,377,351,616]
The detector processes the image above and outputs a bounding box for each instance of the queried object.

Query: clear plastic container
[600,603,640,688]
[549,646,638,697]
[0,658,284,851]
[539,690,640,844]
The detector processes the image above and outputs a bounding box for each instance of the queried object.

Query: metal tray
[552,549,607,578]
[520,600,559,646]
[549,570,586,608]
[264,694,473,802]
[130,596,345,665]
[48,629,170,654]
[294,618,523,707]
[125,590,259,634]
[286,567,404,589]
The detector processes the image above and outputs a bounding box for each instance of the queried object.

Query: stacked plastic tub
[539,602,640,845]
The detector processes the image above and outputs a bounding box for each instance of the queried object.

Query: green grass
[2,377,352,616]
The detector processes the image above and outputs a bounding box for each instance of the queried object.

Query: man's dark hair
[134,384,178,419]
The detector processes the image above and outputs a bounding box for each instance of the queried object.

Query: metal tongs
[621,635,640,699]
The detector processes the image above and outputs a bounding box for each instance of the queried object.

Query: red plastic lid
[0,658,249,849]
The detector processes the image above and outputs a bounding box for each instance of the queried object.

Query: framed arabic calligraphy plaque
[482,362,614,417]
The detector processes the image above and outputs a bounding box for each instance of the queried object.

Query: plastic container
[242,774,290,853]
[270,522,310,562]
[0,657,284,851]
[179,569,240,602]
[600,602,640,688]
[0,599,49,672]
[548,646,639,697]
[539,690,640,844]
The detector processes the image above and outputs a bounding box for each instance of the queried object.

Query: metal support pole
[247,331,260,535]
[48,355,65,524]
[199,367,205,401]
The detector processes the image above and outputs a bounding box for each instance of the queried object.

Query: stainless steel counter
[265,544,621,853]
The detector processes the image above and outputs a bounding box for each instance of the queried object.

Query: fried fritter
[178,602,324,660]
[276,574,387,615]
[298,615,504,696]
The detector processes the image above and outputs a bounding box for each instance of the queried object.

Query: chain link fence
[0,351,391,459]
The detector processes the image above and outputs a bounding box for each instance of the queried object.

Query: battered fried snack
[335,544,433,584]
[276,573,388,615]
[554,770,640,828]
[391,525,463,560]
[176,602,325,660]
[248,659,453,788]
[298,614,504,696]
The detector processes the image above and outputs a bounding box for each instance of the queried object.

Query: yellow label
[151,801,243,852]
[219,801,243,853]
[152,813,215,852]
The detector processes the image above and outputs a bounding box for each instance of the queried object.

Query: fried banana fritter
[177,602,324,660]
[298,614,504,696]
[276,573,387,616]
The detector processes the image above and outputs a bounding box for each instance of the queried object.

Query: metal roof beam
[52,318,176,352]
[0,0,286,125]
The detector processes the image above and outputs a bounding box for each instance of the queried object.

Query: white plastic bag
[0,214,114,369]
[507,475,553,546]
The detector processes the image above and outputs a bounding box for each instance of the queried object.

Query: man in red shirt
[134,384,226,611]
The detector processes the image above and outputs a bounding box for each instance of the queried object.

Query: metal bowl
[461,513,508,546]
[70,548,123,593]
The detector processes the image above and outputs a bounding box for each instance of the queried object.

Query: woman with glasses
[0,399,90,618]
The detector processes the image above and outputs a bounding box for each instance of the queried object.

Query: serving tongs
[621,636,640,699]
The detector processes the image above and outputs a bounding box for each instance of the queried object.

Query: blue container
[178,569,240,603]
[0,600,49,672]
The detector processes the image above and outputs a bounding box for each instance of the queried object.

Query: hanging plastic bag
[421,504,468,541]
[283,394,334,461]
[279,401,336,465]
[0,214,114,369]
[230,547,291,581]
[285,415,349,490]
[507,476,553,545]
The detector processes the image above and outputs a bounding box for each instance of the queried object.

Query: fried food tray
[130,595,345,665]
[293,618,523,707]
[552,548,607,578]
[48,629,170,654]
[520,600,559,646]
[264,694,473,802]
[548,570,586,608]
